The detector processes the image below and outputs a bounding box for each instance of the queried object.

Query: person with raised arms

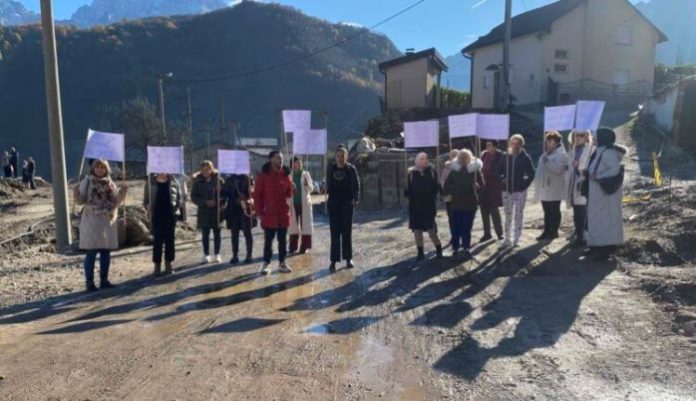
[327,145,360,272]
[143,173,183,276]
[73,159,128,292]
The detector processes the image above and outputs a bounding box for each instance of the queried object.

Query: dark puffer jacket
[501,149,536,193]
[190,173,224,229]
[143,176,182,222]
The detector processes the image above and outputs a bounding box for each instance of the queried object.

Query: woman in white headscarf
[565,129,593,247]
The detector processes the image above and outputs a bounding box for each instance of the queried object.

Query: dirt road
[1,122,695,400]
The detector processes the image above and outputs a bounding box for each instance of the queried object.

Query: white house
[462,0,668,110]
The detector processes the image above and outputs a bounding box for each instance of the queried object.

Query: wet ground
[1,120,695,400]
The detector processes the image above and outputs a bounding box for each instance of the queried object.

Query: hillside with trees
[0,1,400,177]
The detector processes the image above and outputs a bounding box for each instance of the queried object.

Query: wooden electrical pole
[502,0,512,112]
[40,0,72,251]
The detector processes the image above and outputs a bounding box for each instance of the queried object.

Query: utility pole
[40,0,72,251]
[232,120,239,149]
[186,87,193,140]
[502,0,512,112]
[157,76,166,140]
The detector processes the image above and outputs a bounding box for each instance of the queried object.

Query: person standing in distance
[254,150,294,275]
[327,145,360,272]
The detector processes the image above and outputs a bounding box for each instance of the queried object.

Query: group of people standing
[72,145,361,292]
[72,127,625,292]
[2,147,36,189]
[403,126,625,263]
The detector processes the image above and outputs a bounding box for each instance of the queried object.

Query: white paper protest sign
[293,129,328,155]
[575,100,605,131]
[218,149,251,175]
[448,113,478,138]
[544,105,577,132]
[282,110,311,133]
[83,129,125,162]
[404,121,439,148]
[476,114,510,140]
[147,146,184,175]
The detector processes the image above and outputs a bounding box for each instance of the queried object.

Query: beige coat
[75,176,125,250]
[288,170,315,236]
[535,146,568,202]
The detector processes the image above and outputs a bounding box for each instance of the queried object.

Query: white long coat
[288,170,315,236]
[586,146,625,247]
[535,146,568,202]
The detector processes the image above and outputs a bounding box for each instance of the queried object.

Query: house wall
[645,86,678,133]
[469,0,660,109]
[385,58,428,109]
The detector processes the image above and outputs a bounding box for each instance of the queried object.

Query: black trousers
[541,201,562,235]
[329,204,354,262]
[3,166,11,178]
[480,205,503,237]
[263,228,287,263]
[202,228,221,256]
[572,205,586,241]
[152,217,176,264]
[231,224,253,257]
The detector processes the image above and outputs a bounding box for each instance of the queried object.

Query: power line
[171,0,428,85]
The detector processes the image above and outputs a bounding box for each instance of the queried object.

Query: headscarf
[596,127,616,148]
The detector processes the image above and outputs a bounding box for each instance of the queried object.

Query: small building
[462,0,668,110]
[379,48,449,111]
[190,140,233,172]
[644,75,696,151]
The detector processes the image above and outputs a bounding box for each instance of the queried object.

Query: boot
[153,263,162,277]
[417,247,425,261]
[229,255,240,264]
[164,261,173,275]
[435,245,443,259]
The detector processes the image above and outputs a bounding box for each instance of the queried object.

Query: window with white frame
[614,24,633,46]
[554,63,569,74]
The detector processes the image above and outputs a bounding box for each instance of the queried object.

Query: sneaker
[214,254,222,263]
[346,260,355,269]
[202,255,212,264]
[279,262,292,273]
[329,262,337,272]
[260,263,271,275]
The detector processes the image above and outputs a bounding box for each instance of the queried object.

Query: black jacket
[501,149,536,193]
[404,165,439,230]
[222,174,251,219]
[143,177,182,221]
[327,162,360,207]
[190,173,225,229]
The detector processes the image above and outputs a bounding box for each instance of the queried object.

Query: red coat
[253,162,293,229]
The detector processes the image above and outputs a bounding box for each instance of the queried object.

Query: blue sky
[18,0,642,56]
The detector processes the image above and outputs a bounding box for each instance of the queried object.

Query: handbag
[593,149,624,195]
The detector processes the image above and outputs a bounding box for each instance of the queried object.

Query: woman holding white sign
[289,157,315,254]
[565,129,593,247]
[191,161,225,264]
[73,159,128,292]
[534,131,568,241]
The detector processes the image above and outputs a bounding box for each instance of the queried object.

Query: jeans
[263,228,288,263]
[152,218,176,264]
[329,204,354,262]
[201,228,221,256]
[84,249,111,285]
[450,209,476,251]
[445,202,454,238]
[480,205,503,238]
[541,201,562,236]
[573,205,587,241]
